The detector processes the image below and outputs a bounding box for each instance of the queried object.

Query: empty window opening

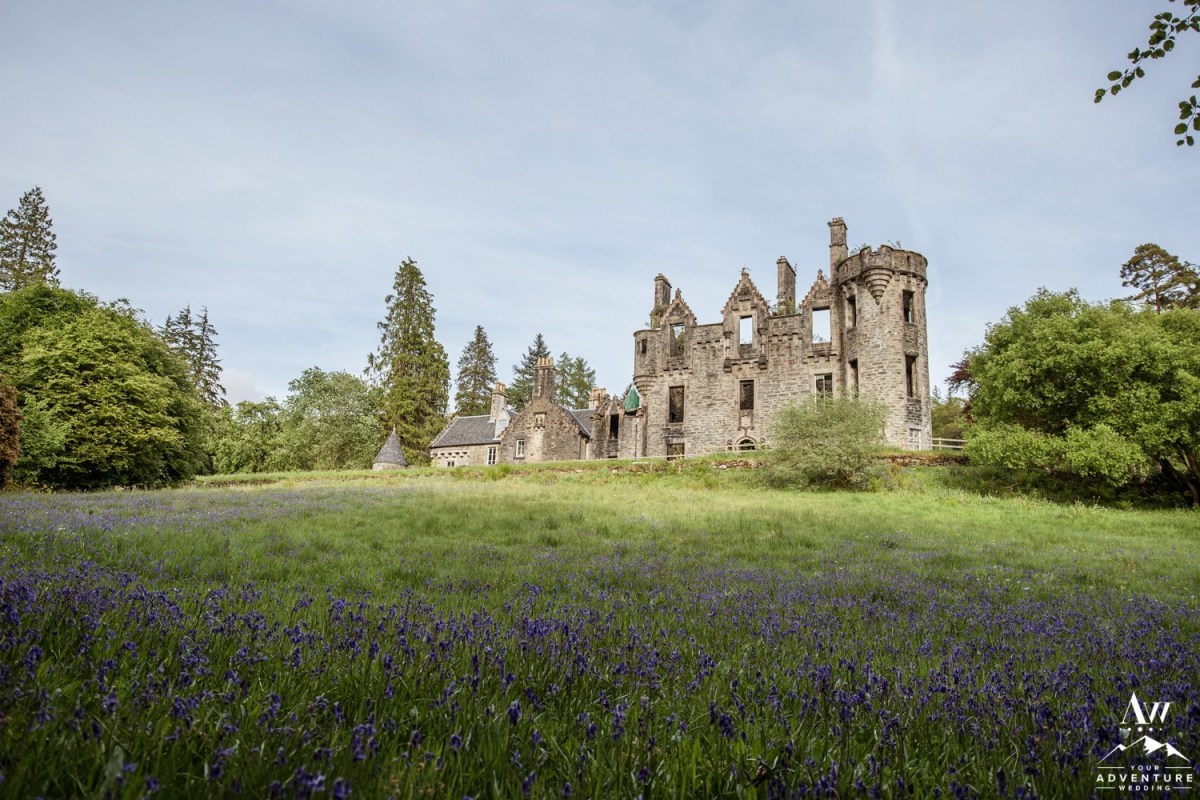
[902,291,915,324]
[811,308,830,343]
[815,373,833,398]
[905,355,917,398]
[515,438,526,458]
[846,294,857,328]
[667,443,685,460]
[739,315,753,345]
[736,438,756,452]
[668,386,685,423]
[849,360,859,396]
[487,446,497,465]
[447,460,456,467]
[739,380,754,411]
[669,323,685,357]
[608,413,619,438]
[639,339,647,355]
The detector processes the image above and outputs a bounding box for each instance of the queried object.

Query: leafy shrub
[966,422,1148,487]
[765,397,887,489]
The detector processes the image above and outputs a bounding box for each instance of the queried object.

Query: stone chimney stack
[776,256,796,311]
[653,274,672,324]
[829,217,848,270]
[533,356,556,402]
[589,387,606,410]
[489,381,507,422]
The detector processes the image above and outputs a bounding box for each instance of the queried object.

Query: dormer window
[739,316,753,345]
[669,323,685,357]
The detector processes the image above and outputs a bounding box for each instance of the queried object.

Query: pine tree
[509,333,551,409]
[1120,243,1195,313]
[366,258,450,463]
[0,187,60,292]
[161,305,227,409]
[454,325,498,416]
[554,352,596,410]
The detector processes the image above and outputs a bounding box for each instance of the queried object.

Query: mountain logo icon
[1101,735,1190,763]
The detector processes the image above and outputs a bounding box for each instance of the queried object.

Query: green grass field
[1,463,1197,798]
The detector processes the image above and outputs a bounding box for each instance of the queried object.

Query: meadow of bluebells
[0,487,1198,798]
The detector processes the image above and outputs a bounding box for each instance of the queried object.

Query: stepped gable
[721,268,772,316]
[660,288,697,325]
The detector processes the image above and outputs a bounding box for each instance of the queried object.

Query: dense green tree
[278,368,381,471]
[554,352,596,410]
[0,187,60,292]
[211,399,284,474]
[454,325,498,416]
[509,333,551,409]
[0,372,19,488]
[930,388,967,441]
[162,305,227,408]
[1095,0,1200,146]
[961,289,1200,504]
[365,258,449,464]
[1119,243,1198,312]
[766,397,888,489]
[0,285,207,488]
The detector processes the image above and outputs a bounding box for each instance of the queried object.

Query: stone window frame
[902,290,915,324]
[668,385,685,424]
[487,446,497,465]
[669,323,686,357]
[815,373,834,398]
[905,354,918,398]
[811,307,831,343]
[739,379,754,411]
[515,438,526,459]
[845,293,857,329]
[608,413,620,438]
[738,315,753,345]
[736,438,756,452]
[848,359,859,397]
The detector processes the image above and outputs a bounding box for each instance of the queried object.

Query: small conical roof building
[372,428,409,470]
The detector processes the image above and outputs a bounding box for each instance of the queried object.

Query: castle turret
[829,217,848,270]
[533,356,556,401]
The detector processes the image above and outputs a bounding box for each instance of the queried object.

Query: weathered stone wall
[430,443,498,467]
[498,398,588,464]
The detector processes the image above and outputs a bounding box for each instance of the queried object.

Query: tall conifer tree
[509,333,551,409]
[454,325,498,416]
[0,187,59,292]
[366,258,450,463]
[1120,243,1196,313]
[554,352,596,409]
[161,305,227,409]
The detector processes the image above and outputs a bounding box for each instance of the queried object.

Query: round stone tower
[829,220,932,449]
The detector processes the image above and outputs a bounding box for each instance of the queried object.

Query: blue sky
[3,1,1198,406]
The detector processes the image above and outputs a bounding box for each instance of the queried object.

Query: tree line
[0,188,599,488]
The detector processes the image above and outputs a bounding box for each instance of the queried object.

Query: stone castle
[429,217,931,466]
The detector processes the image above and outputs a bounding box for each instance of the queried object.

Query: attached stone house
[590,218,932,458]
[428,383,515,467]
[496,357,592,463]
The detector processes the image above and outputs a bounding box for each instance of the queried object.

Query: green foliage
[1120,242,1199,312]
[930,390,967,440]
[0,373,19,488]
[0,285,206,488]
[766,397,887,489]
[211,399,284,474]
[0,186,59,292]
[964,289,1200,504]
[161,304,227,408]
[365,258,450,464]
[1095,0,1200,146]
[553,351,596,409]
[509,332,550,409]
[453,324,497,416]
[277,368,381,471]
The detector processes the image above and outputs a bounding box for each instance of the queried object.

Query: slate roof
[569,409,593,438]
[373,430,409,466]
[430,415,502,448]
